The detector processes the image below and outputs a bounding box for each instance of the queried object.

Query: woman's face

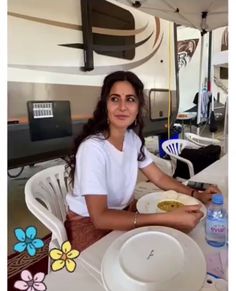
[107,81,139,130]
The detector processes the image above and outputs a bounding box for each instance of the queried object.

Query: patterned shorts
[64,210,111,252]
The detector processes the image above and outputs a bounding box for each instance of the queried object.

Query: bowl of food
[157,199,185,213]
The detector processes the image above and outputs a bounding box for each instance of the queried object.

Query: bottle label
[206,219,226,239]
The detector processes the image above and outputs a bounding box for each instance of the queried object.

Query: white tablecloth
[45,154,228,291]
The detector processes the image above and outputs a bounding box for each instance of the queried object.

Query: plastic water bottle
[205,194,227,247]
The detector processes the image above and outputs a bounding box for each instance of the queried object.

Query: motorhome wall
[8,82,100,119]
[177,26,228,112]
[8,0,177,117]
[211,26,228,100]
[8,81,177,136]
[8,0,179,167]
[177,27,208,112]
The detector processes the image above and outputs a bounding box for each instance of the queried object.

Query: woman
[66,71,219,251]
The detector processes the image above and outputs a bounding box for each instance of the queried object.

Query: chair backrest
[25,165,71,248]
[184,132,221,147]
[162,139,196,157]
[161,139,198,178]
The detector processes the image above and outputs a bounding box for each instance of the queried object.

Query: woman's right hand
[164,204,204,233]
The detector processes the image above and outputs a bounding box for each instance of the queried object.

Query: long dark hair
[67,71,146,184]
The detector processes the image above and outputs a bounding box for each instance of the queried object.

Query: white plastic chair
[25,165,71,251]
[184,132,221,147]
[161,139,199,178]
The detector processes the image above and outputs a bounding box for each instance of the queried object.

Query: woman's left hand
[194,185,221,205]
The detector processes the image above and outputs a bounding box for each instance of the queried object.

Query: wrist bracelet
[133,211,138,228]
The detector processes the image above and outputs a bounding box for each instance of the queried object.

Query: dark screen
[27,100,72,141]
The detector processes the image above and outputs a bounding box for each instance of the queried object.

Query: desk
[44,155,228,291]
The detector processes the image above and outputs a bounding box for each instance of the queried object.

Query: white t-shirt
[66,130,153,216]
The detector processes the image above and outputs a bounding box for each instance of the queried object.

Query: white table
[176,112,197,138]
[44,261,105,291]
[45,154,228,290]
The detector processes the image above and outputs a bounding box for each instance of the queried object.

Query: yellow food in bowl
[157,200,184,212]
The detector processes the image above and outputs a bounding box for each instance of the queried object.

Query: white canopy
[116,0,228,32]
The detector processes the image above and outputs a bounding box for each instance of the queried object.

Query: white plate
[101,226,206,291]
[136,190,206,220]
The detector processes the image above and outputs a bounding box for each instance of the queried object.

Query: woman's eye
[127,96,137,102]
[110,96,119,102]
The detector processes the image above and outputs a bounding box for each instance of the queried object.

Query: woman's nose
[119,100,127,111]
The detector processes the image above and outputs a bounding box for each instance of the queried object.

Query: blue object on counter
[159,127,181,158]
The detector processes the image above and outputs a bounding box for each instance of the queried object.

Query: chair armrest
[168,153,195,177]
[185,133,221,147]
[25,192,68,247]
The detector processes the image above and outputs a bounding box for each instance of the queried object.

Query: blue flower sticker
[14,226,44,256]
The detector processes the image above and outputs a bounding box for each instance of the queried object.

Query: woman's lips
[115,115,129,120]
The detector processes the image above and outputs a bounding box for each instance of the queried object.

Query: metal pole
[208,31,215,138]
[223,96,228,154]
[197,11,208,135]
[196,32,205,135]
[208,31,212,92]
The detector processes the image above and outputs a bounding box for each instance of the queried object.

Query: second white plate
[101,226,206,291]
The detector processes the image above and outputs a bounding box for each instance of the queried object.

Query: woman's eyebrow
[109,93,120,97]
[110,93,136,97]
[126,94,137,97]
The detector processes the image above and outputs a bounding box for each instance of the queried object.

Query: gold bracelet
[133,211,138,228]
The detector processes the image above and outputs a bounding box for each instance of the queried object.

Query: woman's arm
[85,195,203,233]
[141,162,220,203]
[141,162,193,195]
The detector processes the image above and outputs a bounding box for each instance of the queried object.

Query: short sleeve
[75,139,108,195]
[131,131,153,169]
[138,147,153,169]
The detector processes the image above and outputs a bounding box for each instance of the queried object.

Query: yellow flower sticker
[49,241,80,272]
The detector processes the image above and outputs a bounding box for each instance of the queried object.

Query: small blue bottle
[205,194,227,247]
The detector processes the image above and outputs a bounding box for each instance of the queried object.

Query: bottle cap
[212,193,224,205]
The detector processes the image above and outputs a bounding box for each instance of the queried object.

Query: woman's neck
[108,126,127,151]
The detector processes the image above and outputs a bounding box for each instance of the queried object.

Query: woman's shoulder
[82,134,106,147]
[75,135,107,166]
[77,134,106,154]
[127,129,141,144]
